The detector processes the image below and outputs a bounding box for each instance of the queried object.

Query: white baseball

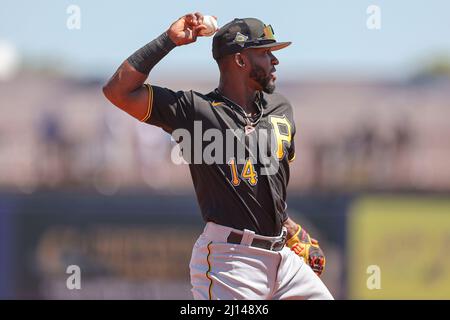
[199,15,218,37]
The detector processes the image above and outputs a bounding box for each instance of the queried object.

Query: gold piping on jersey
[211,101,223,107]
[288,153,296,163]
[206,241,214,300]
[141,84,153,122]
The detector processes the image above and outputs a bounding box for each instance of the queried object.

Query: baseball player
[103,12,333,300]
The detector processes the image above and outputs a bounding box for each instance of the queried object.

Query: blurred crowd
[1,71,450,193]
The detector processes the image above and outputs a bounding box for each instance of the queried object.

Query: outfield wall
[1,192,448,299]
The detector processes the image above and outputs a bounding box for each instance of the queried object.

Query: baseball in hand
[199,15,218,37]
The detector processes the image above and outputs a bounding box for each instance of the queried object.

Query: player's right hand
[286,225,326,277]
[167,12,209,46]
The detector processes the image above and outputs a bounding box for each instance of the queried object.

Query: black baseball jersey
[143,84,296,236]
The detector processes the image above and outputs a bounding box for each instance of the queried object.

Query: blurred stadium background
[1,1,450,299]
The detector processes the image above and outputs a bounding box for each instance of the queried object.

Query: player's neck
[217,81,258,114]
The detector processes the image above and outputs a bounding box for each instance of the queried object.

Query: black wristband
[127,31,176,75]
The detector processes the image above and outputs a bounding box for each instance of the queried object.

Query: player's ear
[234,53,246,68]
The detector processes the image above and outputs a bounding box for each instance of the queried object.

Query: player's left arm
[282,105,325,274]
[283,217,326,276]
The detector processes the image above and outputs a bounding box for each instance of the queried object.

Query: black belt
[226,229,287,251]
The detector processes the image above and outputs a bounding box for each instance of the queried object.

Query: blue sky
[1,0,450,80]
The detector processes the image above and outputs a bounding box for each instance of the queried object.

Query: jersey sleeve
[141,84,194,133]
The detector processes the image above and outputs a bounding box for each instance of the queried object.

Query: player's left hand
[286,225,326,276]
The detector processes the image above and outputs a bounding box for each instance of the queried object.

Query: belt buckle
[270,228,287,251]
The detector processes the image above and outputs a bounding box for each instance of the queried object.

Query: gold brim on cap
[246,41,292,51]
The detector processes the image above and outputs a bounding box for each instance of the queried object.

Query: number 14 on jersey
[228,158,258,186]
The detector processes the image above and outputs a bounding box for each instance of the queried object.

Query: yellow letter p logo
[269,115,292,160]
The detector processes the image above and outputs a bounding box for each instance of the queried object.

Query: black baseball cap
[212,18,291,60]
